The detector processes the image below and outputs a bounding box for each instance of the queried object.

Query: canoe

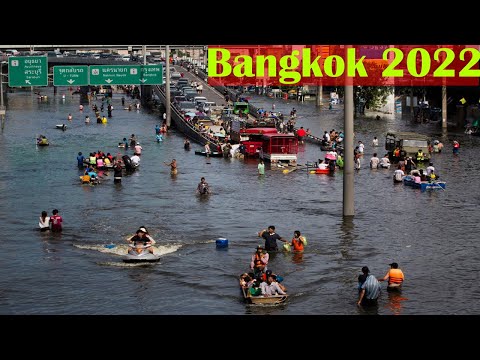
[403,175,446,191]
[240,285,288,305]
[194,150,223,157]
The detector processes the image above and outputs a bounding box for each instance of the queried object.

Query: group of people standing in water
[38,209,63,232]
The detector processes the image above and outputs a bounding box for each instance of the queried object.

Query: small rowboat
[240,285,288,305]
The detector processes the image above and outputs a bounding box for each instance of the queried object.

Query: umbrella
[325,153,336,160]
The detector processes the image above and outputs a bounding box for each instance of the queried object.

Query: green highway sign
[53,66,89,86]
[89,64,163,85]
[8,56,48,87]
[139,64,163,85]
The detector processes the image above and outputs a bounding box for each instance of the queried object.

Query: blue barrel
[216,238,228,248]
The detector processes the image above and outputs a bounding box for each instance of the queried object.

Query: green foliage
[337,86,394,114]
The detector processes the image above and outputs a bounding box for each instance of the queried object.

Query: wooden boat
[240,285,288,305]
[194,150,223,157]
[403,175,446,191]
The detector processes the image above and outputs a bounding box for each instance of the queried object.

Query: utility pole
[1,65,5,132]
[343,46,354,217]
[165,45,171,128]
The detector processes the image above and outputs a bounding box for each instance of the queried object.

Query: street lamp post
[1,64,5,132]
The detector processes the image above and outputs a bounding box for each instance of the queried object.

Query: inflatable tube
[122,155,134,171]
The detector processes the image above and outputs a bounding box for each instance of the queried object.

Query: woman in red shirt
[290,230,306,252]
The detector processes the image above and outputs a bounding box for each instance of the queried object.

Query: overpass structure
[0,45,206,52]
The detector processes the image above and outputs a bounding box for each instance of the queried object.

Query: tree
[337,86,394,115]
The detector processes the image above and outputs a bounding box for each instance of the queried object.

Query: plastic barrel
[216,238,228,248]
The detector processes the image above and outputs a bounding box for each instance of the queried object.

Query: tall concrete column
[410,87,415,115]
[165,45,171,127]
[442,84,447,130]
[343,75,355,217]
[316,85,322,106]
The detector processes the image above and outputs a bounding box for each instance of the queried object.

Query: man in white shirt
[379,154,391,169]
[358,141,365,154]
[370,153,380,169]
[426,162,435,176]
[394,168,405,181]
[130,154,140,167]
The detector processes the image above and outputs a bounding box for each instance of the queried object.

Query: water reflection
[292,251,304,264]
[385,290,408,315]
[339,216,356,260]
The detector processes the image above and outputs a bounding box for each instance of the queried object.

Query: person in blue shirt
[357,266,381,307]
[77,152,85,168]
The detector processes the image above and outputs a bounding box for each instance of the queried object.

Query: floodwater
[1,87,479,315]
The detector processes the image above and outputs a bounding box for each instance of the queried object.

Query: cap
[256,245,263,250]
[138,227,148,234]
[389,262,398,268]
[266,269,272,275]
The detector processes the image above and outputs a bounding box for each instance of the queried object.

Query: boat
[194,150,223,157]
[123,244,160,263]
[312,168,332,174]
[240,281,288,305]
[403,175,446,191]
[304,161,335,174]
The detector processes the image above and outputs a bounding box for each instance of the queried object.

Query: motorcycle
[123,243,160,263]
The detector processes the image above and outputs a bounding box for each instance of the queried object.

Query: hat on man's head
[137,227,148,234]
[389,262,398,268]
[256,244,263,250]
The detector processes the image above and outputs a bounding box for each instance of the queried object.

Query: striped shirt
[361,275,381,300]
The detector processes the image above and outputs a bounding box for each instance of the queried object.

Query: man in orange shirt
[378,262,405,290]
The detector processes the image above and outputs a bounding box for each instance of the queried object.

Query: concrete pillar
[316,85,322,106]
[165,45,171,127]
[456,105,466,129]
[343,47,355,217]
[141,85,152,105]
[442,85,447,130]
